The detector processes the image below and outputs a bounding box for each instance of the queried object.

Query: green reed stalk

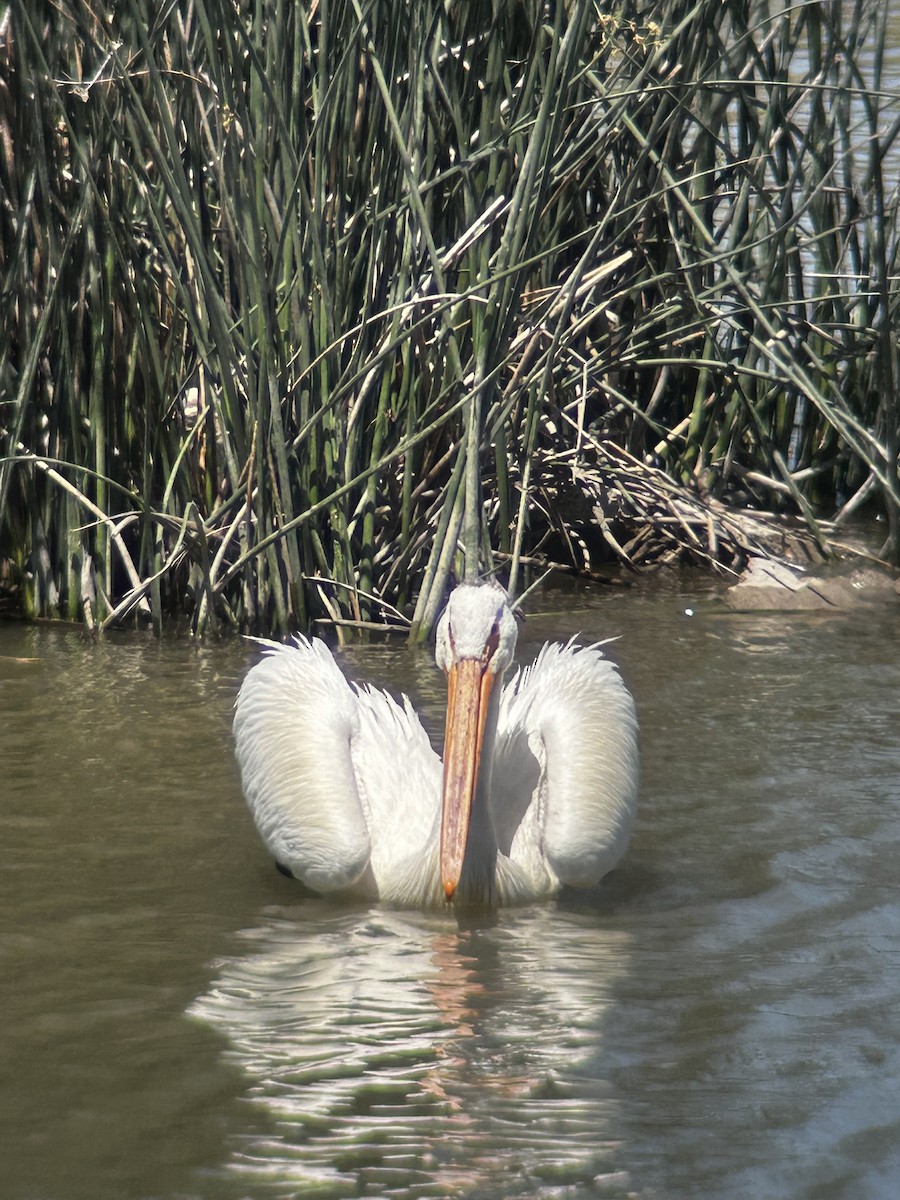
[1,0,897,636]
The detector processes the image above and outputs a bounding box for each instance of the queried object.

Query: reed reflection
[190,903,631,1196]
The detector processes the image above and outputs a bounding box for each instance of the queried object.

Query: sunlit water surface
[2,581,900,1200]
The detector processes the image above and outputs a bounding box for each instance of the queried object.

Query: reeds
[1,0,898,635]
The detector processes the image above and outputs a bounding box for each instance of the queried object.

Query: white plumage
[234,580,638,907]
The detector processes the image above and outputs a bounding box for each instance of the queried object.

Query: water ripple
[189,906,632,1197]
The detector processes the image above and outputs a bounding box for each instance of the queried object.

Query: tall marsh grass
[1,0,898,634]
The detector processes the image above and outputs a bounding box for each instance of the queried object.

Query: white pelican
[233,580,638,907]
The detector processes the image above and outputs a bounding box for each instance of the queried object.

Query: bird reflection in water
[189,904,631,1195]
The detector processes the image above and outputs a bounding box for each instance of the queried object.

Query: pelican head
[434,581,518,901]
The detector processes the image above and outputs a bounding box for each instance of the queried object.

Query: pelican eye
[482,619,502,664]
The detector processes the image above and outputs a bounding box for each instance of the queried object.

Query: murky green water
[2,581,900,1200]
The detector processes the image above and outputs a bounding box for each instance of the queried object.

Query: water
[2,582,900,1200]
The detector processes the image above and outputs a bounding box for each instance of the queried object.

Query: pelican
[233,580,638,907]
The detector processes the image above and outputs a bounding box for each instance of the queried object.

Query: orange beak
[440,658,495,901]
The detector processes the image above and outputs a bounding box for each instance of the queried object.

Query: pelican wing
[234,638,372,891]
[234,639,441,897]
[494,641,639,889]
[349,682,442,895]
